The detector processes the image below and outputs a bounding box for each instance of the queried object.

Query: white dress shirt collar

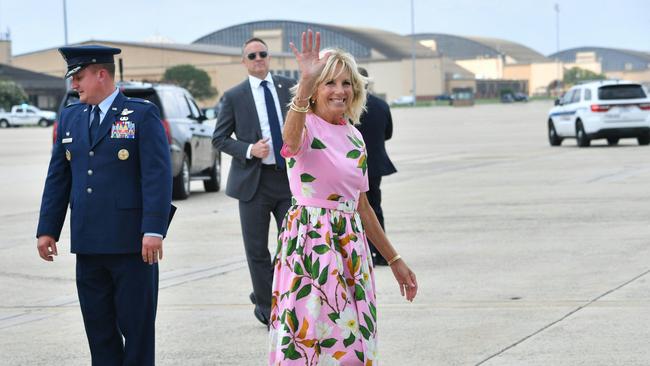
[90,88,120,126]
[248,73,274,89]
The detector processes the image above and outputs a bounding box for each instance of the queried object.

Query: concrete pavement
[1,101,649,365]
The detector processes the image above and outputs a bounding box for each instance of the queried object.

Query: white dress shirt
[89,88,119,127]
[246,73,284,165]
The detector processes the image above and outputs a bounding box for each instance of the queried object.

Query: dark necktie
[89,106,101,144]
[260,80,285,169]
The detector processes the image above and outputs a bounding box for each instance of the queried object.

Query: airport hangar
[8,20,586,106]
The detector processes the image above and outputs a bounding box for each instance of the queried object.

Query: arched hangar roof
[413,33,549,63]
[549,47,650,72]
[192,20,437,60]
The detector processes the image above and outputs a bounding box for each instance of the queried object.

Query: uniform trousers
[76,253,158,366]
[238,165,291,320]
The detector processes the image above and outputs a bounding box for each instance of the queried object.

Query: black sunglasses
[246,51,268,60]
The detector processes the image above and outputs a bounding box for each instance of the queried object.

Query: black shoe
[249,292,256,305]
[373,254,389,266]
[253,306,269,327]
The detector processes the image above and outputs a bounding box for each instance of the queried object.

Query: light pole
[63,0,69,45]
[410,0,416,106]
[554,3,560,96]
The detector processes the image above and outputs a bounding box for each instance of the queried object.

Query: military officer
[36,45,172,366]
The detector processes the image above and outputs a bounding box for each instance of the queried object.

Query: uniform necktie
[260,80,285,169]
[89,106,101,144]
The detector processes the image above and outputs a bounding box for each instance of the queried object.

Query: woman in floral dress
[269,30,418,366]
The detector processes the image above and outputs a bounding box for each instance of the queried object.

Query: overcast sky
[0,0,648,56]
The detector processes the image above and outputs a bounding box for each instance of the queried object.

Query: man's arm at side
[212,93,250,163]
[36,110,72,241]
[384,99,394,141]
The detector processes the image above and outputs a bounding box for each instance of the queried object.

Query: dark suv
[56,82,221,200]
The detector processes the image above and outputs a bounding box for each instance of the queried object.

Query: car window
[562,90,575,105]
[184,94,201,119]
[598,85,647,100]
[584,89,592,101]
[176,91,191,118]
[571,89,582,103]
[158,89,190,119]
[16,108,24,113]
[121,89,163,117]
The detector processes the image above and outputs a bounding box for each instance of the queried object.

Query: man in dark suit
[212,37,295,326]
[36,45,172,365]
[357,67,398,266]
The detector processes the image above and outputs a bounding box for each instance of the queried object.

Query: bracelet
[387,254,402,266]
[290,99,310,113]
[292,96,310,108]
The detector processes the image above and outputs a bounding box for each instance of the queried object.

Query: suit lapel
[91,92,126,149]
[272,76,290,119]
[242,81,263,140]
[76,105,92,147]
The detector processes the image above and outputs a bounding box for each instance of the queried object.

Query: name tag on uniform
[111,121,136,139]
[62,137,73,144]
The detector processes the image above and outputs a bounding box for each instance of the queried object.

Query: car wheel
[607,138,619,146]
[548,120,562,146]
[38,119,49,127]
[638,135,650,145]
[576,121,590,147]
[172,153,191,200]
[203,152,221,192]
[0,119,9,128]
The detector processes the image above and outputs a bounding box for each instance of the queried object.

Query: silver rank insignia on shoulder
[121,108,134,116]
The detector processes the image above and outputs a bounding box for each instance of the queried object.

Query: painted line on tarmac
[474,268,650,365]
[0,256,247,330]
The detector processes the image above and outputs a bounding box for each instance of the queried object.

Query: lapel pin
[66,131,70,136]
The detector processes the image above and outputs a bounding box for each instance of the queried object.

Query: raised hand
[289,29,331,92]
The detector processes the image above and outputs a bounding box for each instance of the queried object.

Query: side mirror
[554,99,561,106]
[189,114,207,123]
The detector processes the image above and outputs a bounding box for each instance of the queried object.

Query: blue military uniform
[36,45,172,366]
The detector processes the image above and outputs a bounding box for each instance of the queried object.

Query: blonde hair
[292,48,367,123]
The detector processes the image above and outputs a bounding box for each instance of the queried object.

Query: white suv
[547,80,650,147]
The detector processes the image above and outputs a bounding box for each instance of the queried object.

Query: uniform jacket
[37,92,172,254]
[357,93,397,178]
[212,75,295,202]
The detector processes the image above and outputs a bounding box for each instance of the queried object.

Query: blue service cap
[58,45,121,78]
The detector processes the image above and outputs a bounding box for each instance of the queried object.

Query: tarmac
[1,101,649,365]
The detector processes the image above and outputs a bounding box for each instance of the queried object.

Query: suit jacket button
[89,151,94,157]
[87,169,93,176]
[86,187,93,194]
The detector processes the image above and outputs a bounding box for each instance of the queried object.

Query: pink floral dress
[269,113,378,366]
